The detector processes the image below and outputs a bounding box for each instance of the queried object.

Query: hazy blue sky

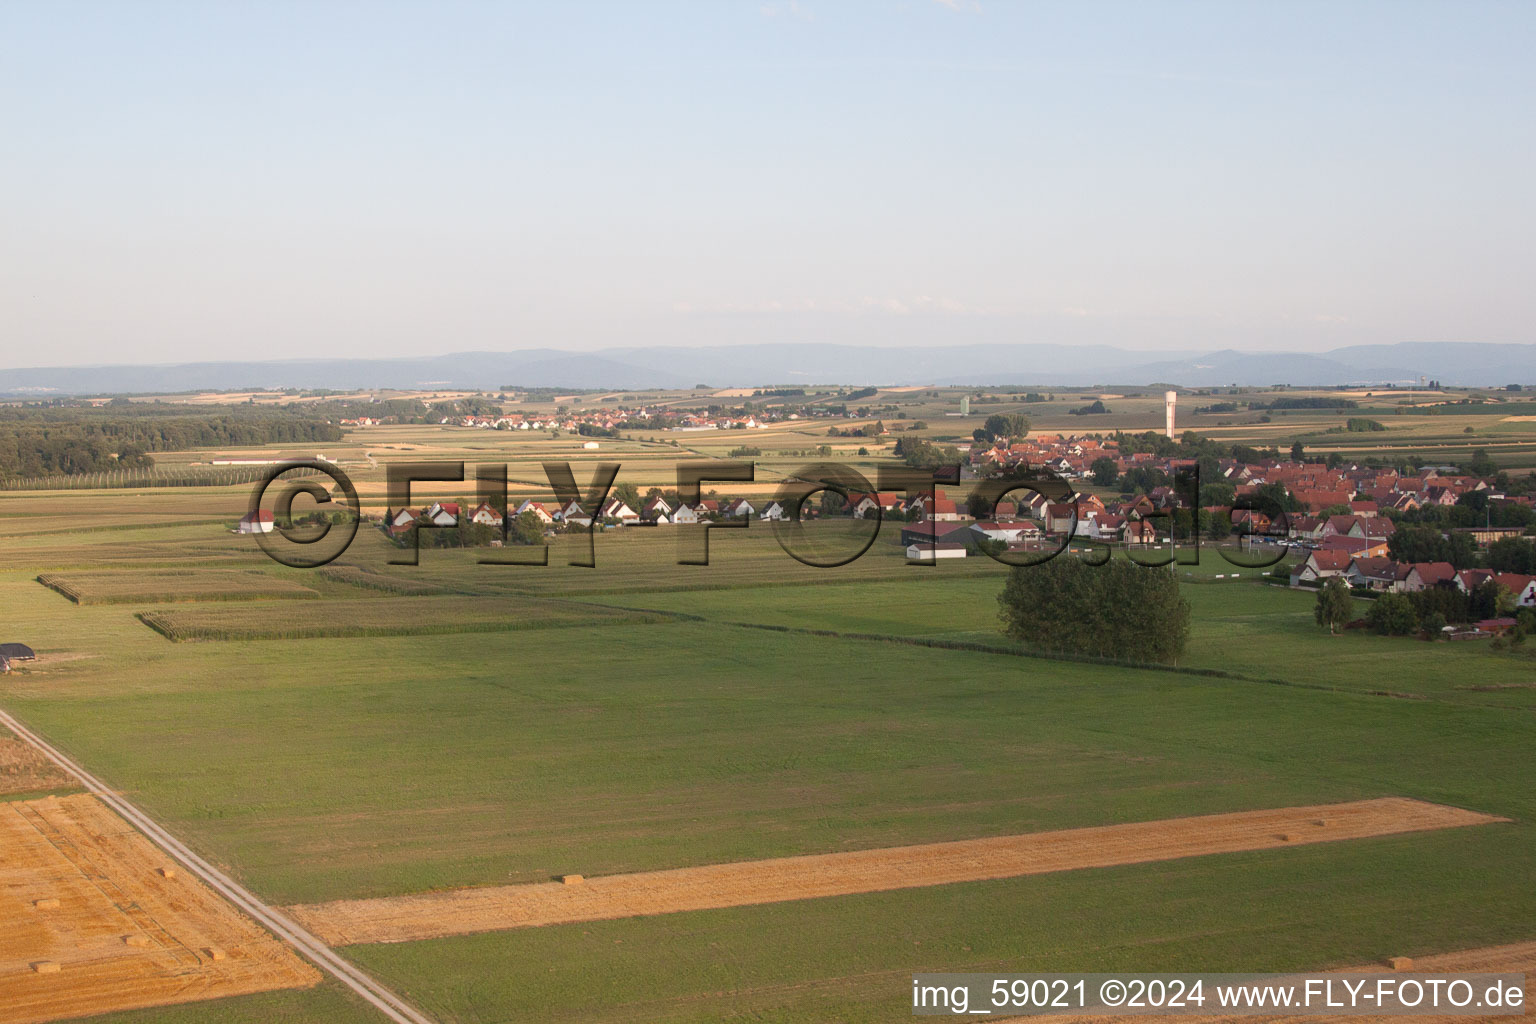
[2,1,1533,367]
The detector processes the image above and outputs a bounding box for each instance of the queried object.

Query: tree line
[0,403,341,478]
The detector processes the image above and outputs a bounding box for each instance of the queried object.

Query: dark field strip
[37,570,319,605]
[316,564,443,595]
[136,595,668,641]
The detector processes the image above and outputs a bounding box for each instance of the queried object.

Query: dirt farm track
[0,794,318,1024]
[288,797,1503,946]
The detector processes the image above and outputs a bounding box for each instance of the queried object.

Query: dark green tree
[1366,592,1419,636]
[508,510,547,546]
[1465,448,1497,477]
[1487,537,1536,574]
[612,481,643,513]
[982,413,1029,439]
[997,557,1191,664]
[1420,611,1447,639]
[1314,577,1353,635]
[1090,457,1119,487]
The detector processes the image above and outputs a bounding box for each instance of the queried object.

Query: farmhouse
[851,492,904,518]
[923,498,963,521]
[468,502,504,527]
[600,498,639,523]
[1080,513,1126,542]
[1291,550,1352,586]
[386,508,420,536]
[423,502,459,527]
[1345,556,1403,591]
[513,500,555,524]
[236,510,274,534]
[560,502,594,527]
[1123,519,1158,545]
[722,498,755,518]
[1480,572,1536,607]
[1400,562,1457,591]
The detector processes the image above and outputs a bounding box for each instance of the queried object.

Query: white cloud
[932,0,981,12]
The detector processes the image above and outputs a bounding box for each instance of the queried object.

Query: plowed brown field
[0,794,318,1024]
[288,797,1503,946]
[1021,941,1536,1024]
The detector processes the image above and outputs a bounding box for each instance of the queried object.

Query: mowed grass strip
[37,570,318,604]
[288,798,1502,945]
[137,595,666,641]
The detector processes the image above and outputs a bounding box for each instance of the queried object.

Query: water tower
[1164,390,1177,439]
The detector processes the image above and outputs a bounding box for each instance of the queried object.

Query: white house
[469,502,504,527]
[723,498,755,518]
[1079,513,1125,542]
[236,510,274,534]
[513,500,555,524]
[906,542,968,561]
[759,500,788,521]
[672,504,701,525]
[600,498,639,523]
[851,492,904,518]
[423,502,459,527]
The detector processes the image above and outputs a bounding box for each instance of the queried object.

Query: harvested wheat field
[0,732,75,796]
[0,794,318,1024]
[289,797,1502,946]
[1022,941,1536,1024]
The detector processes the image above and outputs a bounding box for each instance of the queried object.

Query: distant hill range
[1,342,1532,395]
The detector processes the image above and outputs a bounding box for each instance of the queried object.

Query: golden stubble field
[0,794,318,1024]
